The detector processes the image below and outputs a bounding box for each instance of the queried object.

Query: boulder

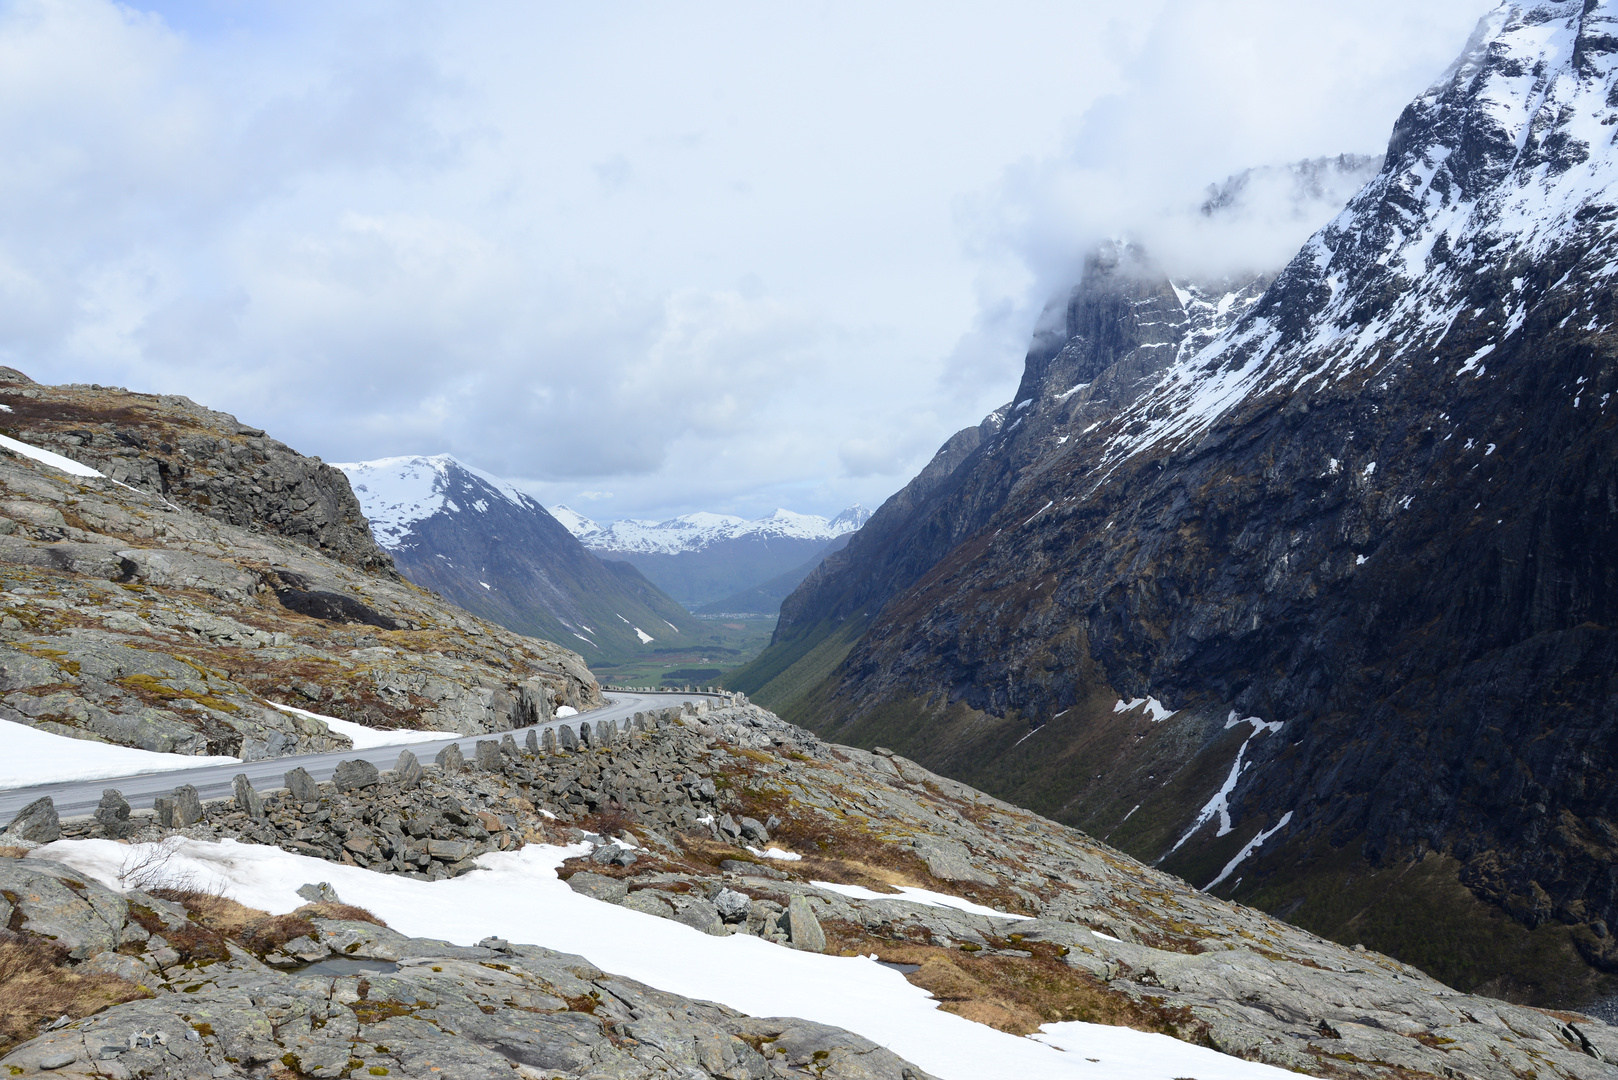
[296,882,342,904]
[566,871,627,903]
[394,749,423,788]
[169,784,203,826]
[624,890,673,918]
[333,758,380,791]
[714,888,751,923]
[4,796,60,844]
[558,725,577,752]
[739,816,770,844]
[542,727,558,754]
[94,789,133,837]
[673,897,726,936]
[474,740,502,771]
[524,729,539,754]
[785,895,826,953]
[578,721,593,747]
[501,733,520,759]
[284,766,320,803]
[231,775,264,819]
[436,742,465,772]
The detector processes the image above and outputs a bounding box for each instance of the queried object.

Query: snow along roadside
[38,837,1294,1080]
[0,720,240,791]
[264,702,447,750]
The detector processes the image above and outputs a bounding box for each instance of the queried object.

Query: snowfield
[37,838,1292,1080]
[553,504,870,555]
[334,454,544,548]
[0,720,240,790]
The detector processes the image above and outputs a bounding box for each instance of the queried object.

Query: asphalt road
[0,690,718,821]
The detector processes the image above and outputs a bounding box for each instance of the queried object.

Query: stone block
[284,766,320,803]
[231,775,264,819]
[333,758,379,791]
[473,740,502,771]
[4,796,59,844]
[435,743,464,772]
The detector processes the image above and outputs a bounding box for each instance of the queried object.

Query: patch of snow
[1089,929,1121,942]
[811,880,1031,921]
[1204,812,1296,891]
[634,627,654,644]
[0,433,103,479]
[745,845,802,861]
[565,505,871,555]
[265,702,444,750]
[478,581,490,590]
[0,720,239,790]
[1113,697,1177,722]
[555,706,578,718]
[1356,554,1367,565]
[36,839,1289,1080]
[1171,714,1284,853]
[1053,383,1090,402]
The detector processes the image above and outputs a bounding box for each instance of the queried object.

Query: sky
[0,0,1487,523]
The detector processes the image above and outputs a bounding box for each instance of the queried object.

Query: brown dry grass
[239,914,319,955]
[147,888,265,938]
[294,902,387,927]
[0,930,149,1056]
[0,846,29,859]
[819,918,1208,1041]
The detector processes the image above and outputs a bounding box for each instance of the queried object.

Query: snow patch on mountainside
[335,455,544,548]
[553,504,872,555]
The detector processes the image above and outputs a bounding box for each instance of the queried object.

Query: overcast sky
[0,0,1486,522]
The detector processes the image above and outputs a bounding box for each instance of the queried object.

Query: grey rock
[739,816,770,844]
[786,895,827,952]
[718,812,741,840]
[588,843,636,868]
[332,757,380,791]
[913,838,995,885]
[4,795,60,843]
[558,724,577,752]
[37,1051,76,1070]
[151,795,176,828]
[623,889,673,918]
[426,839,476,861]
[394,748,422,788]
[673,896,726,935]
[714,888,751,923]
[524,728,539,754]
[435,742,464,772]
[296,881,342,904]
[93,788,134,838]
[566,871,627,903]
[578,720,593,747]
[542,727,558,754]
[284,765,320,803]
[501,732,519,758]
[474,739,502,771]
[166,784,203,826]
[231,774,264,819]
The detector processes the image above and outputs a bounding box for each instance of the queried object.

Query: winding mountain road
[0,690,716,821]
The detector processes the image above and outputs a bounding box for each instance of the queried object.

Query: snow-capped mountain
[739,0,1618,1000]
[553,504,871,608]
[336,455,701,662]
[552,505,870,556]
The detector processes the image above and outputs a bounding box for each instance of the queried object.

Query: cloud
[0,0,1488,524]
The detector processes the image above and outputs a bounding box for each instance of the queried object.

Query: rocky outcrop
[0,368,392,573]
[0,385,598,758]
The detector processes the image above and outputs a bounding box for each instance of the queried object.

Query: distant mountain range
[553,505,870,608]
[337,455,702,662]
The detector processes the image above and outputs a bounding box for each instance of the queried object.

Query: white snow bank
[0,720,239,790]
[0,433,102,478]
[39,839,1291,1080]
[811,880,1032,921]
[555,706,578,718]
[265,702,444,750]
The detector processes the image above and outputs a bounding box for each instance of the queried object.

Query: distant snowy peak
[335,454,544,549]
[553,504,871,555]
[1100,0,1618,466]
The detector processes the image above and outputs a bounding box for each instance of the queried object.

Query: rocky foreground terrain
[0,367,597,757]
[3,699,1615,1079]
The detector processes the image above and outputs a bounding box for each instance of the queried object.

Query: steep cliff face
[744,1,1618,1005]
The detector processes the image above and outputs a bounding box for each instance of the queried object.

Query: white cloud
[0,0,1486,522]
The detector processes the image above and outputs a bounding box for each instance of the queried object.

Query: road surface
[0,690,717,821]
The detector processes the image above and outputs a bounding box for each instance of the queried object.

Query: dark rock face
[743,1,1618,1002]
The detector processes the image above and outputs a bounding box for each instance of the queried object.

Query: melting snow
[0,720,239,790]
[33,839,1291,1080]
[634,627,654,644]
[1170,714,1283,854]
[0,433,103,479]
[265,702,445,750]
[1113,697,1177,722]
[1204,812,1296,891]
